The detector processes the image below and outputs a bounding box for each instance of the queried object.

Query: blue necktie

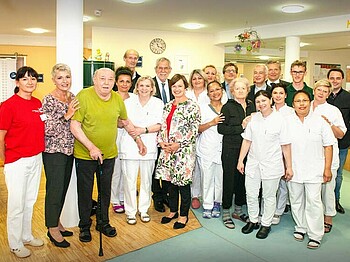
[161,82,167,104]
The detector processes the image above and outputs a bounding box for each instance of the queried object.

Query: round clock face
[150,38,166,54]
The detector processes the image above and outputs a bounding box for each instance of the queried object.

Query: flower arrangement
[235,28,261,53]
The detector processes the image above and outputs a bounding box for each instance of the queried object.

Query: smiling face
[267,63,281,82]
[272,87,286,106]
[171,79,186,99]
[253,65,267,85]
[290,65,306,84]
[293,92,311,117]
[223,66,237,83]
[313,85,330,104]
[16,72,38,96]
[255,94,272,114]
[155,60,172,83]
[136,79,153,98]
[116,74,132,93]
[53,70,71,92]
[93,68,115,99]
[204,66,217,82]
[191,72,205,90]
[328,71,343,93]
[124,50,139,71]
[207,82,223,102]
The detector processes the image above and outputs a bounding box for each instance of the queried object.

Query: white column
[284,36,300,82]
[56,0,83,228]
[56,0,83,95]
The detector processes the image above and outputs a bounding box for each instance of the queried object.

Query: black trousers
[152,147,169,203]
[221,146,246,209]
[43,152,74,228]
[168,183,191,217]
[75,158,115,229]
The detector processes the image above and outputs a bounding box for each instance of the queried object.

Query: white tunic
[196,104,223,164]
[242,111,290,179]
[273,104,294,117]
[311,101,347,170]
[119,95,163,160]
[287,112,334,183]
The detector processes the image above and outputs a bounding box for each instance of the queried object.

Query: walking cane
[97,158,104,257]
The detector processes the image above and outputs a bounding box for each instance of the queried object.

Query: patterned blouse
[42,93,75,155]
[155,99,201,186]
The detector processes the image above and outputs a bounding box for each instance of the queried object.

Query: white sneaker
[24,238,44,247]
[271,214,281,225]
[11,247,31,258]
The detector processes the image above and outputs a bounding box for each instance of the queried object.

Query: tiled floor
[111,170,350,262]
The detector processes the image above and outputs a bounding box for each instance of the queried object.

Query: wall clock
[150,38,166,54]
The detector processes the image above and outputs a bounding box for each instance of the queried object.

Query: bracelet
[145,127,149,134]
[134,135,141,142]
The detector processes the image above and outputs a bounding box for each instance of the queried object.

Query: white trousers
[288,181,324,242]
[245,174,280,226]
[191,157,201,198]
[275,179,290,215]
[110,156,124,204]
[4,153,42,249]
[121,159,154,217]
[321,169,337,216]
[197,157,223,210]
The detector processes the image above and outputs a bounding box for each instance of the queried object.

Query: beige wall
[91,27,225,80]
[0,45,56,100]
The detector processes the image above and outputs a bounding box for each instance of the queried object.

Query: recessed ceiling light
[259,56,270,60]
[300,42,310,47]
[281,5,304,13]
[122,0,145,3]
[181,23,204,30]
[83,16,92,22]
[25,28,49,34]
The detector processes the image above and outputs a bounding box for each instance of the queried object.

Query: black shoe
[60,230,73,237]
[96,224,117,237]
[241,222,259,234]
[336,201,345,214]
[47,231,70,248]
[173,217,188,229]
[154,201,165,212]
[161,212,179,224]
[79,229,92,242]
[256,226,271,239]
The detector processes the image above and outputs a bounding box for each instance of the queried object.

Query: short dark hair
[327,68,344,79]
[223,62,238,74]
[169,74,188,89]
[271,83,287,94]
[15,66,38,80]
[254,90,271,102]
[115,66,132,81]
[292,90,311,102]
[207,80,222,91]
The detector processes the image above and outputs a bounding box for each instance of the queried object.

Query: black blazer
[153,77,174,102]
[129,71,141,93]
[266,79,290,89]
[247,84,272,103]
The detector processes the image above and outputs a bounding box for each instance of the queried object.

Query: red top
[166,103,177,138]
[0,94,45,164]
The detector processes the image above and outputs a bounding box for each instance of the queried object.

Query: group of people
[0,52,348,258]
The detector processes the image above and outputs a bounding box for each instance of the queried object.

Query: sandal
[324,222,332,233]
[293,231,305,241]
[139,212,151,223]
[126,216,137,225]
[222,211,235,229]
[232,213,250,223]
[307,239,321,249]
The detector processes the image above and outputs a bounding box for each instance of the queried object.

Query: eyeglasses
[225,69,236,73]
[291,71,305,75]
[293,99,310,104]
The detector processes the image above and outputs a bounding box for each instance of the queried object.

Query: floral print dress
[155,99,201,186]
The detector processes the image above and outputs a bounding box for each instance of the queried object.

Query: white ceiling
[0,0,349,54]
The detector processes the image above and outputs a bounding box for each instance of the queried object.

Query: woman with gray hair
[42,63,79,248]
[119,76,163,225]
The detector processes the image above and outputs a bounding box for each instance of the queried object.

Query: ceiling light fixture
[83,16,92,22]
[181,23,204,30]
[281,5,305,13]
[122,0,146,3]
[259,56,270,60]
[25,28,49,34]
[300,42,310,47]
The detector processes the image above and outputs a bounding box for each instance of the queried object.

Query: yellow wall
[0,45,56,100]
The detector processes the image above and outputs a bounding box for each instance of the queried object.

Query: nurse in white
[196,81,225,219]
[237,90,292,239]
[311,79,346,234]
[287,90,334,249]
[119,76,163,225]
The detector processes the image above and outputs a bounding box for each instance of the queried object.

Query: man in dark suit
[265,60,290,89]
[221,63,238,100]
[123,49,141,92]
[152,57,174,212]
[247,64,271,102]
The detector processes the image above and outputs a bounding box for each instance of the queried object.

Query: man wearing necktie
[265,60,290,89]
[152,57,174,212]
